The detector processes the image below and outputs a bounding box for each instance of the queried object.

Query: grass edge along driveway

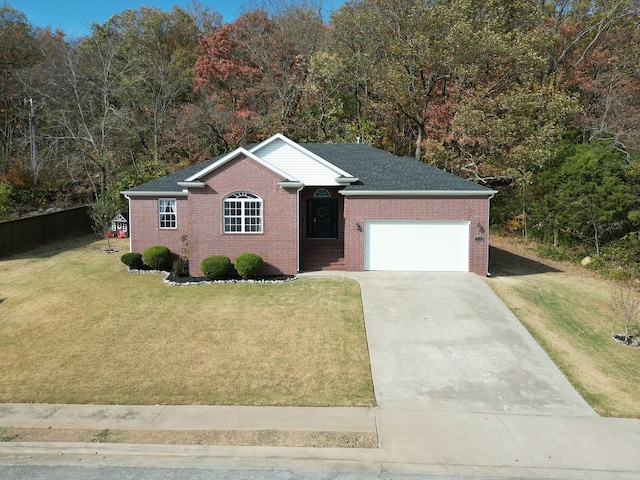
[486,237,640,418]
[0,236,375,407]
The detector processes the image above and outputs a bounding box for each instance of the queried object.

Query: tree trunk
[414,128,422,160]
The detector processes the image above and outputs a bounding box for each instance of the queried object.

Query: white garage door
[365,221,469,271]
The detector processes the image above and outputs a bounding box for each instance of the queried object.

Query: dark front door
[307,199,338,239]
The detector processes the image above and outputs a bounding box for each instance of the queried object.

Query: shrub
[200,255,231,280]
[143,246,172,271]
[120,252,143,270]
[234,253,263,279]
[171,258,189,277]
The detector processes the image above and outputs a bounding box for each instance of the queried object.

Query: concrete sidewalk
[1,403,639,479]
[1,271,639,479]
[0,404,375,433]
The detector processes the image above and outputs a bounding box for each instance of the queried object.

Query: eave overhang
[340,189,497,197]
[121,190,189,197]
[278,180,304,189]
[177,181,205,188]
[336,176,359,184]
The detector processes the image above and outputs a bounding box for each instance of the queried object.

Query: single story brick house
[122,134,496,276]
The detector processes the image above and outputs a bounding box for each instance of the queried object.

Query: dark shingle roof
[123,155,224,193]
[123,143,493,194]
[302,143,493,193]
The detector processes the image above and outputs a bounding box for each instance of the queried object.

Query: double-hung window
[158,198,177,229]
[223,192,263,233]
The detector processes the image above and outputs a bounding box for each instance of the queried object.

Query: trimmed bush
[143,245,172,271]
[120,252,143,270]
[234,253,263,279]
[200,255,231,280]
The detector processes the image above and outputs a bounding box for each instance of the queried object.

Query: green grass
[0,236,375,406]
[488,249,640,417]
[0,427,18,442]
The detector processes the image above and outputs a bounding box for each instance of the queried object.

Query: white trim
[314,188,331,198]
[295,184,304,272]
[158,198,177,230]
[223,192,263,234]
[177,181,205,188]
[340,189,497,197]
[486,193,495,276]
[125,195,132,253]
[249,133,354,179]
[336,176,359,184]
[121,190,188,197]
[278,181,304,189]
[185,147,297,183]
[365,220,470,272]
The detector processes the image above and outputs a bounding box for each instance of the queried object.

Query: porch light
[355,222,362,231]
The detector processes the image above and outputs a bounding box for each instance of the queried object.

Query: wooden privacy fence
[0,206,93,258]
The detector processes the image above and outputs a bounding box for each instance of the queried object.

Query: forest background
[1,0,639,274]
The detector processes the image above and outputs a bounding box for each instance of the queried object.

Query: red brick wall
[128,196,188,260]
[128,154,299,276]
[187,156,298,276]
[343,195,491,275]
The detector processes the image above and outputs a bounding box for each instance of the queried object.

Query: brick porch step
[300,257,345,272]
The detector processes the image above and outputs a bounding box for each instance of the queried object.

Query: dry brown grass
[0,236,374,406]
[487,235,640,418]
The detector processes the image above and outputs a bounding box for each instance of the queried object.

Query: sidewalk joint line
[34,405,61,427]
[150,406,166,427]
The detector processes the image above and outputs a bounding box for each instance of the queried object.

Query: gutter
[124,194,132,253]
[340,189,498,197]
[277,181,305,272]
[177,181,205,188]
[486,191,496,277]
[120,190,188,197]
[295,184,304,272]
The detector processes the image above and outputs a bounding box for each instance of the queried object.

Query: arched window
[223,192,263,233]
[314,188,331,198]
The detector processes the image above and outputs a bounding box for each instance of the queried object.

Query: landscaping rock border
[126,268,297,286]
[610,333,640,347]
[164,274,297,286]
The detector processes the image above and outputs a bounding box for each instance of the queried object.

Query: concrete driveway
[351,271,595,416]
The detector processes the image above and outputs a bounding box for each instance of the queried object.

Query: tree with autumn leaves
[193,7,326,149]
[1,0,640,265]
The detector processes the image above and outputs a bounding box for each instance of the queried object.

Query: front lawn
[487,236,640,418]
[0,236,375,406]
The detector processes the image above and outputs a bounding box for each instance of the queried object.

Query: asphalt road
[0,465,551,480]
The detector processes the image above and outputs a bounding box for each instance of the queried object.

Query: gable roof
[122,136,495,197]
[249,134,355,186]
[184,147,296,183]
[111,213,128,223]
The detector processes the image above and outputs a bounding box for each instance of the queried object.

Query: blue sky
[12,1,344,38]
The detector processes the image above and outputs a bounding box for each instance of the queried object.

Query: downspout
[296,185,304,272]
[486,193,495,276]
[124,194,132,253]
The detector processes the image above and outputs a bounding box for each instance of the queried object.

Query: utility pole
[26,97,38,193]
